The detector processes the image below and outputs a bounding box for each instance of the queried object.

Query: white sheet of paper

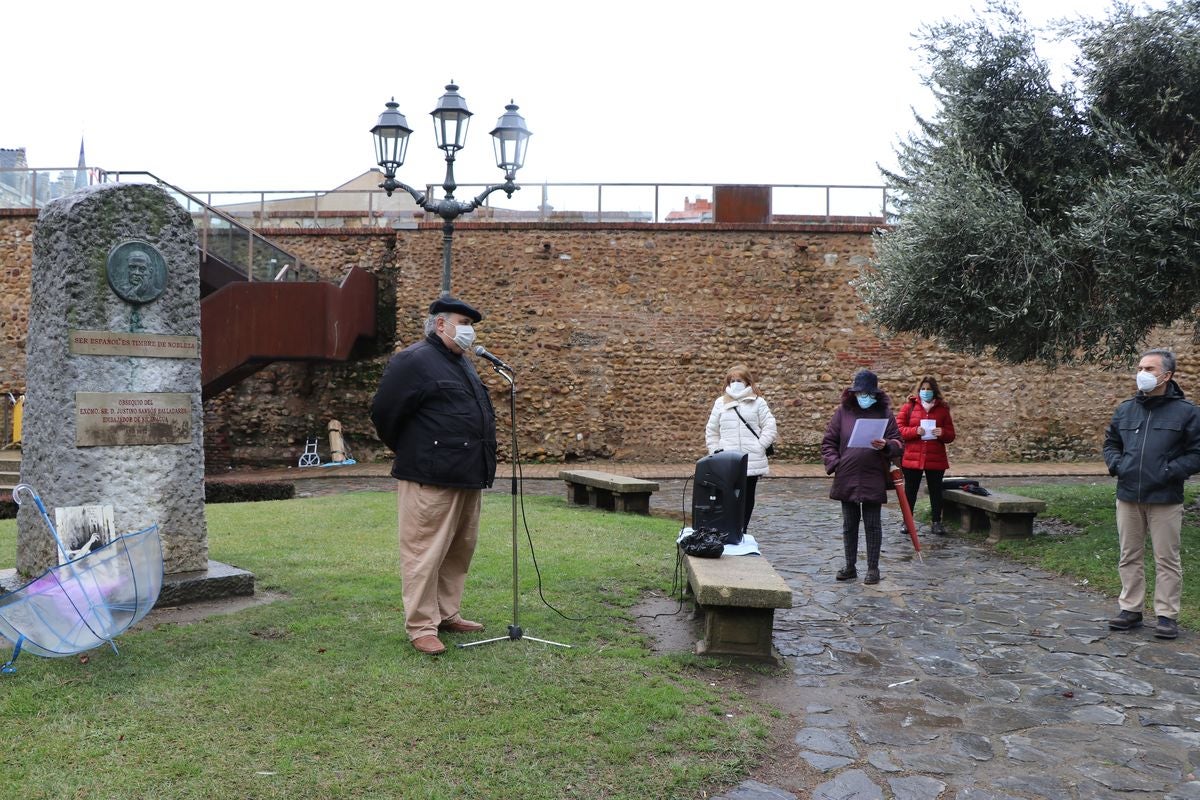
[920,419,936,440]
[722,533,761,556]
[848,418,888,448]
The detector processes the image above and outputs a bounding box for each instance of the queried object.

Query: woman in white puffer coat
[705,364,779,535]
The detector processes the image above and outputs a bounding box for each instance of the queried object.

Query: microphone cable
[509,429,692,623]
[479,355,593,624]
[634,476,691,621]
[511,434,589,622]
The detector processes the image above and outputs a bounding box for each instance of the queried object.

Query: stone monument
[17,183,212,583]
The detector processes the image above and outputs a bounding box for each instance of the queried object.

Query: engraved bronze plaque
[69,330,199,359]
[75,392,193,447]
[106,240,167,304]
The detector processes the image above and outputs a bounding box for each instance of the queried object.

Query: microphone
[473,345,515,372]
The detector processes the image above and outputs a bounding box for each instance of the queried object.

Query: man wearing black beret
[371,296,497,655]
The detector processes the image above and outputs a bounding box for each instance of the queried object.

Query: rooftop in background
[1,167,889,227]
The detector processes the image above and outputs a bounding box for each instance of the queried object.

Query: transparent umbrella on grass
[0,484,162,674]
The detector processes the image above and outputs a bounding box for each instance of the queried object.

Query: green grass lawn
[916,482,1200,629]
[0,493,769,800]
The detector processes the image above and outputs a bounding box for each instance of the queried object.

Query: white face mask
[727,381,747,395]
[1136,370,1161,393]
[449,321,476,351]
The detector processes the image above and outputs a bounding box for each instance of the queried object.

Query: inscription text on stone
[75,392,193,447]
[69,330,200,359]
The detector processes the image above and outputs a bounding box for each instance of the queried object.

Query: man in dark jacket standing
[371,297,497,655]
[1103,348,1200,640]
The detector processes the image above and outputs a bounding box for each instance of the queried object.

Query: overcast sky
[7,0,1166,199]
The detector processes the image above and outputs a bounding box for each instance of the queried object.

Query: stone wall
[0,212,32,397]
[4,208,1197,468]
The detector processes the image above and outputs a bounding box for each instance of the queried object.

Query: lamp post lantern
[371,82,531,296]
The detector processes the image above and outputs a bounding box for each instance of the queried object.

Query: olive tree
[861,0,1200,365]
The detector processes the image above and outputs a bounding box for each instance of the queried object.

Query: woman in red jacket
[896,376,956,535]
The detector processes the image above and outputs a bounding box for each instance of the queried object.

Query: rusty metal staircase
[122,174,377,400]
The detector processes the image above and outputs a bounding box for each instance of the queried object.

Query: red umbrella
[890,467,923,562]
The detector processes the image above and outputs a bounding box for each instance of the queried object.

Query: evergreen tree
[861,0,1200,365]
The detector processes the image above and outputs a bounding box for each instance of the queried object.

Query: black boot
[1108,610,1143,631]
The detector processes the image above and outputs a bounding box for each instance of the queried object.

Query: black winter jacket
[1103,380,1200,504]
[370,333,497,489]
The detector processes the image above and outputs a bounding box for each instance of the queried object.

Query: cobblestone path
[705,483,1200,800]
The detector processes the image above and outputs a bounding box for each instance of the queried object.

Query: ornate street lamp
[371,82,531,296]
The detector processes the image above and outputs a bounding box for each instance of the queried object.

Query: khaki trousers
[396,480,481,639]
[1115,499,1184,620]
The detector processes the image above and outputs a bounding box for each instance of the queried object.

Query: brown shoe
[411,635,446,655]
[438,618,485,633]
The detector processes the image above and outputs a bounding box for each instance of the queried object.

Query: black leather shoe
[931,522,947,536]
[1108,610,1143,631]
[836,566,857,581]
[864,568,880,585]
[1154,616,1179,639]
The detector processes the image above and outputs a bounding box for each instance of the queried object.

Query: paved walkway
[221,460,1200,798]
[702,477,1200,800]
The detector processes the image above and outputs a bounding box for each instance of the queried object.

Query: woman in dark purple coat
[820,369,904,585]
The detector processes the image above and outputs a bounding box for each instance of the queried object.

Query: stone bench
[559,470,659,515]
[942,487,1048,543]
[682,551,793,665]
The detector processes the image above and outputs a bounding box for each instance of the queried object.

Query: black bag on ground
[679,527,725,558]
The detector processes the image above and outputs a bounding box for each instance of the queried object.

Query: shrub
[204,481,295,504]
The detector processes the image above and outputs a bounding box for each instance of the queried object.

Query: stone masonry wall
[3,209,1197,468]
[0,212,33,398]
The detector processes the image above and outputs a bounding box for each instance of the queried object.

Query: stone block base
[696,605,784,666]
[2,560,255,606]
[0,568,22,593]
[158,560,255,606]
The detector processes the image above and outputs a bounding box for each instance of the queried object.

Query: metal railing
[175,181,888,228]
[0,168,317,282]
[1,167,887,228]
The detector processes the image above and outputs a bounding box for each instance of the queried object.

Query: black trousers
[743,475,759,533]
[841,501,882,570]
[902,468,946,522]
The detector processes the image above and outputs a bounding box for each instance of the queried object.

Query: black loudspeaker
[691,450,748,543]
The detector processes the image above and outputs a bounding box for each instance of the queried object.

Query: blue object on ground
[0,484,162,674]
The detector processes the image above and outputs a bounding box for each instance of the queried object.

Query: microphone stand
[460,361,570,650]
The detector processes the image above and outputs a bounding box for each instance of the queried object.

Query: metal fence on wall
[1,168,887,227]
